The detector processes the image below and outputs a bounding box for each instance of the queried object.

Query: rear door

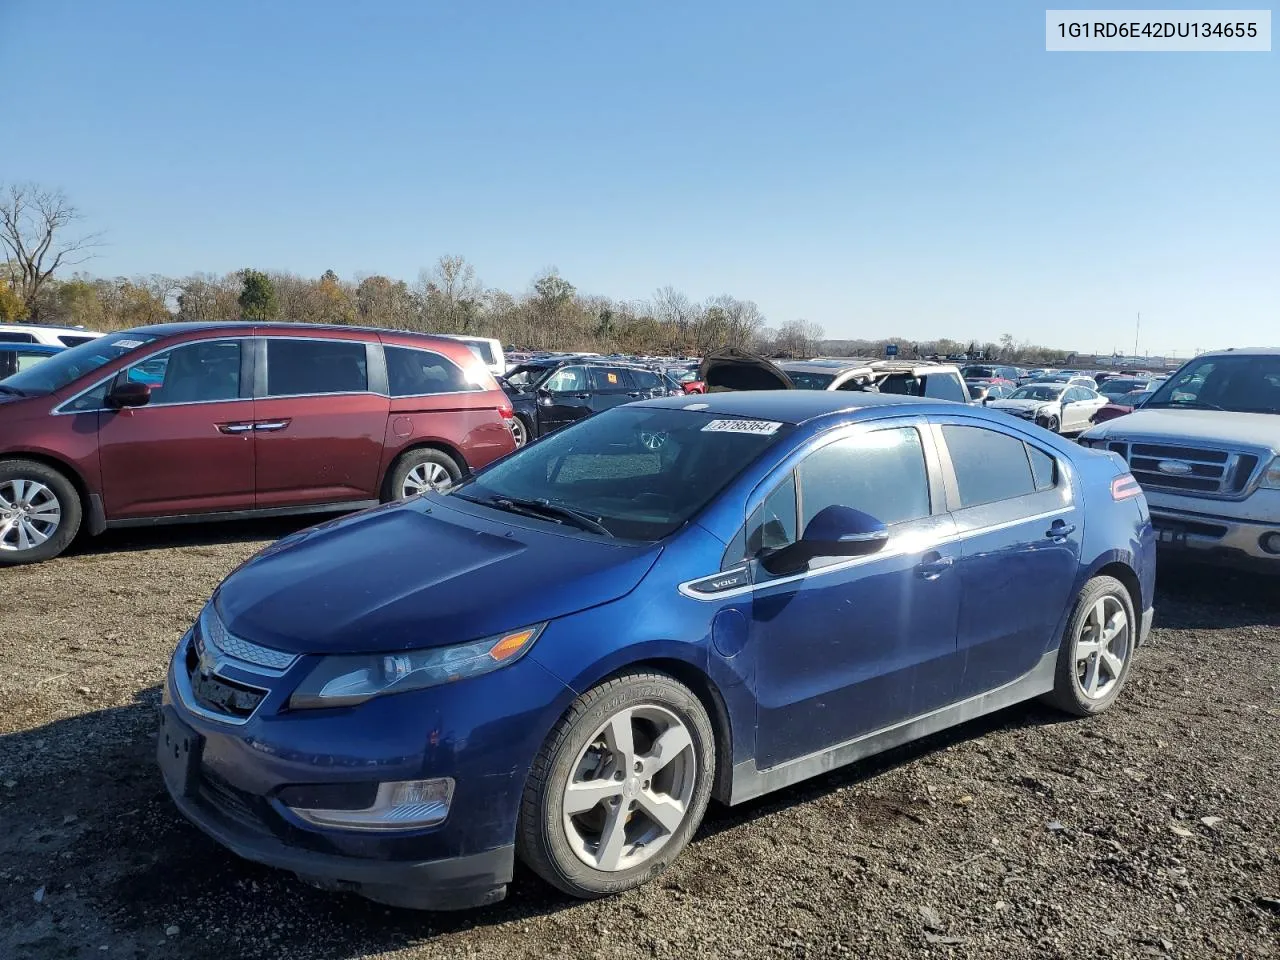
[97,337,256,519]
[932,420,1083,698]
[252,335,389,508]
[587,366,637,413]
[537,365,593,432]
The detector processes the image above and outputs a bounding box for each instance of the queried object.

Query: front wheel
[1042,575,1136,716]
[0,459,83,565]
[517,672,716,899]
[1040,415,1060,433]
[510,415,531,448]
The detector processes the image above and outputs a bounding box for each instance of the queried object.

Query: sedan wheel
[510,416,529,448]
[401,461,453,498]
[1073,595,1130,701]
[562,705,696,872]
[1043,415,1061,433]
[0,479,61,552]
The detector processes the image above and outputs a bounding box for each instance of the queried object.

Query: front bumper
[159,627,574,909]
[162,765,513,909]
[1148,504,1280,572]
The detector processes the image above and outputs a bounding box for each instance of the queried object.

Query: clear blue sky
[3,0,1276,356]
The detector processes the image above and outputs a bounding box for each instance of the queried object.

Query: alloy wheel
[401,462,453,498]
[562,704,696,872]
[510,417,528,447]
[0,479,62,553]
[1073,595,1130,700]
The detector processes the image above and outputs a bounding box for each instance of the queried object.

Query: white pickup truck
[1079,347,1280,572]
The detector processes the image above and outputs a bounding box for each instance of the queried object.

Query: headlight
[1260,457,1280,489]
[289,624,545,709]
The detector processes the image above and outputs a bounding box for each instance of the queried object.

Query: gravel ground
[1,523,1277,960]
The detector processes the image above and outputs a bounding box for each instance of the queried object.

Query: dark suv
[0,322,517,564]
[500,357,676,445]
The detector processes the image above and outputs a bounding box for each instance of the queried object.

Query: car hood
[215,498,663,655]
[990,398,1055,413]
[699,349,795,391]
[1085,408,1280,450]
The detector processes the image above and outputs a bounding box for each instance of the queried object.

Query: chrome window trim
[51,335,254,416]
[678,506,1073,601]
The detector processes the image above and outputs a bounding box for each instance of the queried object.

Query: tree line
[2,182,1073,363]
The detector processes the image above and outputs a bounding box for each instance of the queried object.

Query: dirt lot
[1,522,1277,960]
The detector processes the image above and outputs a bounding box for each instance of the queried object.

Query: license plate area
[158,706,204,798]
[1156,524,1187,546]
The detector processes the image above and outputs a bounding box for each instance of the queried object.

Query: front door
[750,423,962,769]
[252,336,389,508]
[98,338,255,520]
[537,365,593,433]
[932,421,1084,698]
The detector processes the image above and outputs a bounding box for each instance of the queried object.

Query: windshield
[1144,355,1280,414]
[0,332,158,396]
[783,371,835,390]
[1099,378,1147,398]
[455,405,790,540]
[1010,385,1065,401]
[503,363,555,389]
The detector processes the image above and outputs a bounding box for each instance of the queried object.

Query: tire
[1042,415,1061,433]
[383,448,463,502]
[517,671,716,900]
[1042,575,1137,717]
[510,415,531,448]
[0,459,83,565]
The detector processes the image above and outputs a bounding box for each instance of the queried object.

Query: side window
[544,366,588,392]
[1027,444,1058,491]
[266,339,368,397]
[629,369,662,392]
[877,374,921,396]
[129,340,242,406]
[924,373,967,402]
[589,366,634,390]
[799,428,931,528]
[746,473,799,556]
[385,346,478,396]
[941,425,1037,507]
[0,331,37,343]
[59,335,96,347]
[63,381,109,413]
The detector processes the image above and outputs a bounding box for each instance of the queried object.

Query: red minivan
[0,322,517,564]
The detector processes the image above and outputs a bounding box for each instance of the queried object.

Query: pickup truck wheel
[384,449,462,502]
[1042,575,1136,717]
[517,672,715,899]
[0,460,82,565]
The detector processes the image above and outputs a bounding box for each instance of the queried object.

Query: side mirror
[106,381,152,409]
[536,387,553,405]
[982,396,993,405]
[761,505,888,575]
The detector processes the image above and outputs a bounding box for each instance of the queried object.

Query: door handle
[573,393,591,400]
[915,553,953,580]
[217,422,253,434]
[627,391,644,398]
[253,420,291,432]
[1046,520,1076,540]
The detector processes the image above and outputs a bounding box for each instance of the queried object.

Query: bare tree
[0,184,102,317]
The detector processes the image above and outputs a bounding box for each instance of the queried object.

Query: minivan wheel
[0,459,82,565]
[385,449,463,501]
[1042,575,1136,717]
[517,672,715,899]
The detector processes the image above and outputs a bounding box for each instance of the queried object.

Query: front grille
[1106,441,1263,499]
[184,643,267,721]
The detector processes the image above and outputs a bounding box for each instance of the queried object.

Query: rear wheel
[0,459,82,565]
[1042,575,1136,716]
[517,672,715,899]
[384,448,462,502]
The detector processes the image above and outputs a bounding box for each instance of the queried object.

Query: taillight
[1111,473,1141,501]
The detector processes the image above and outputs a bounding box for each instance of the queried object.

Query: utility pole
[1134,312,1140,359]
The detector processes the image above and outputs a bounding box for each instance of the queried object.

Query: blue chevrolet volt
[159,391,1155,910]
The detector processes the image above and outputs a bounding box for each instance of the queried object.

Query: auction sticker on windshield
[701,419,782,435]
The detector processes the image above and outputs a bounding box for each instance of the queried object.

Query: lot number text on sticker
[701,419,782,435]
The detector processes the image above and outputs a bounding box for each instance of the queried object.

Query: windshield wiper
[1144,399,1225,411]
[456,492,614,536]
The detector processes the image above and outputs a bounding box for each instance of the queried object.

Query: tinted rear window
[386,346,479,396]
[463,340,496,365]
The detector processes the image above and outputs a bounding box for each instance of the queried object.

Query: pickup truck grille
[1106,441,1259,498]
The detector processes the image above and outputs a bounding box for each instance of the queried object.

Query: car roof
[777,360,869,374]
[1196,347,1280,357]
[637,389,932,424]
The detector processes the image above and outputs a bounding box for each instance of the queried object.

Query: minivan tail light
[1111,474,1142,501]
